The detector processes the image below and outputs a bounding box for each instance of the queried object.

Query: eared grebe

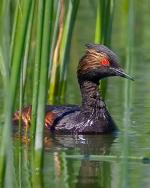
[13,44,133,134]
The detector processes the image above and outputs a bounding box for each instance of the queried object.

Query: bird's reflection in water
[13,128,117,188]
[44,132,116,188]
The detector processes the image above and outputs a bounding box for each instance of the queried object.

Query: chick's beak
[110,67,134,81]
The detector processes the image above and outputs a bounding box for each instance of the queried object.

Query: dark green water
[1,0,150,187]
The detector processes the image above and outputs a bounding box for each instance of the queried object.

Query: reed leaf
[49,0,80,104]
[22,0,36,92]
[95,0,105,44]
[58,0,80,102]
[95,0,115,98]
[34,0,53,171]
[0,0,10,88]
[48,0,65,104]
[10,0,31,103]
[0,0,32,185]
[0,0,11,184]
[121,0,134,187]
[31,0,44,139]
[17,1,36,187]
[48,0,60,82]
[10,0,19,65]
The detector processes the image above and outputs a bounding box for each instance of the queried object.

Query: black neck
[79,80,105,112]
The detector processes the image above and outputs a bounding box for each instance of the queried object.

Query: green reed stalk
[0,0,32,185]
[121,0,134,187]
[17,1,36,187]
[10,0,31,101]
[95,0,114,44]
[10,1,19,65]
[104,0,115,45]
[34,0,53,172]
[49,0,79,104]
[0,0,10,88]
[48,0,64,104]
[18,0,35,138]
[95,0,105,44]
[0,1,10,185]
[48,0,60,82]
[22,0,36,92]
[31,0,44,139]
[95,0,115,98]
[58,0,80,102]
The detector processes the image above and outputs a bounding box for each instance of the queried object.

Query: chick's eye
[101,58,110,66]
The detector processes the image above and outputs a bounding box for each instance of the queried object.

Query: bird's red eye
[101,58,110,66]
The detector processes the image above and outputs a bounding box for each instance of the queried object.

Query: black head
[77,43,134,83]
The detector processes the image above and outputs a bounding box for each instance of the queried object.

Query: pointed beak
[110,67,134,81]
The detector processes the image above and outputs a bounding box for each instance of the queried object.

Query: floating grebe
[13,44,133,134]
